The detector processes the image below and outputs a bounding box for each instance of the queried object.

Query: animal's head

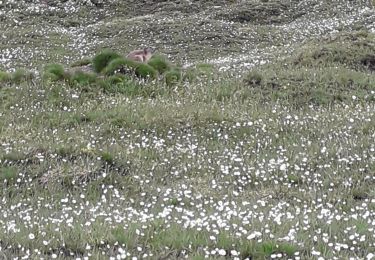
[143,47,154,61]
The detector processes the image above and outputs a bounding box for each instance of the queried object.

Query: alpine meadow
[0,0,374,259]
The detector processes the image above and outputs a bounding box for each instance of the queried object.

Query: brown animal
[126,48,153,63]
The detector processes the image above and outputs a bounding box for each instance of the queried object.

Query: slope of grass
[0,56,374,258]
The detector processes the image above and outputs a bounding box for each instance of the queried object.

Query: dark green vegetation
[148,55,172,74]
[0,0,375,259]
[92,49,122,73]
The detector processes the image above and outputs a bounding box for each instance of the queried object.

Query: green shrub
[0,70,11,83]
[11,68,33,83]
[103,57,139,76]
[165,69,182,86]
[92,49,122,73]
[43,63,67,82]
[148,55,171,74]
[71,71,97,86]
[135,63,157,79]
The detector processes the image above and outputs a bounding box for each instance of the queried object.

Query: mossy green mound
[92,49,122,73]
[135,63,157,79]
[103,57,139,76]
[43,63,67,82]
[165,69,182,86]
[148,55,172,74]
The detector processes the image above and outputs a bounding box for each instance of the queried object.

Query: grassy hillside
[0,0,374,259]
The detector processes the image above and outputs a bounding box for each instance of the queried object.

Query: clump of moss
[43,63,67,82]
[148,55,172,74]
[92,49,122,73]
[103,58,139,76]
[165,68,182,86]
[71,71,97,86]
[0,70,11,83]
[11,68,33,84]
[135,63,157,79]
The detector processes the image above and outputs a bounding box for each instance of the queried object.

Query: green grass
[147,55,172,74]
[164,68,182,86]
[243,31,375,107]
[0,70,11,83]
[43,63,67,82]
[0,16,375,260]
[103,57,139,76]
[92,49,122,73]
[70,58,92,67]
[70,71,97,86]
[11,68,33,83]
[135,63,158,79]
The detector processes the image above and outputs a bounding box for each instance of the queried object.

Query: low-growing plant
[195,63,215,75]
[98,76,140,96]
[92,49,122,73]
[70,71,97,86]
[183,67,199,83]
[43,63,67,82]
[165,68,182,86]
[11,68,33,84]
[147,55,172,74]
[135,63,157,79]
[106,74,130,85]
[70,58,92,67]
[103,57,139,76]
[0,166,18,183]
[0,70,11,83]
[244,70,263,86]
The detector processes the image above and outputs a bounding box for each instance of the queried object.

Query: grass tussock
[103,57,139,76]
[165,68,182,86]
[135,63,158,79]
[147,55,172,74]
[70,71,97,86]
[43,63,68,82]
[11,68,34,84]
[92,49,122,73]
[0,70,11,83]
